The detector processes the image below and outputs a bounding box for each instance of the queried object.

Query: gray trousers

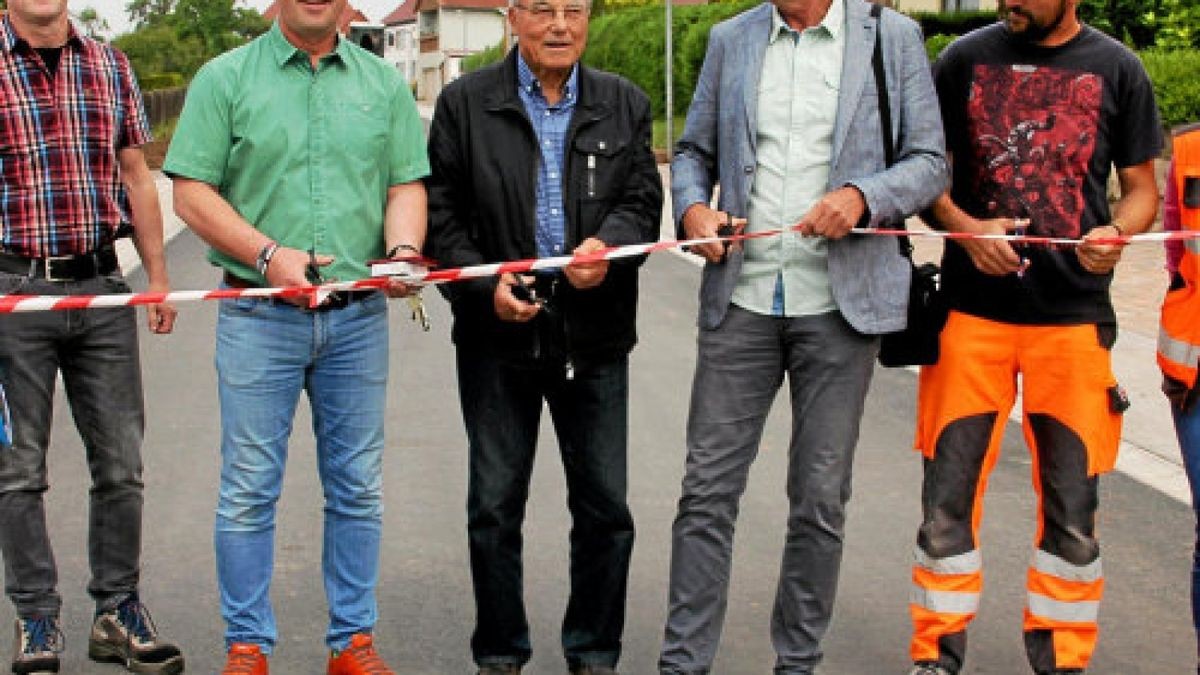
[659,306,877,674]
[0,271,145,618]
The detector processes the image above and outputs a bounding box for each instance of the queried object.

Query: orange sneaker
[222,643,268,674]
[327,633,394,674]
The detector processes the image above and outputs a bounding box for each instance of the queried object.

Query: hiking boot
[909,664,955,675]
[327,633,393,674]
[222,643,268,675]
[10,616,63,675]
[88,595,184,673]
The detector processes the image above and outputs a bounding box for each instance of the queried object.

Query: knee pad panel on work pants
[918,413,998,558]
[1028,413,1099,565]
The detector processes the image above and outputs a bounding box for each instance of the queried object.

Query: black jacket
[425,49,662,365]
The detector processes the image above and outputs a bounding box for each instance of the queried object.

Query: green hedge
[907,10,997,39]
[1140,49,1200,130]
[585,0,757,118]
[463,42,506,73]
[138,72,185,90]
[924,33,955,61]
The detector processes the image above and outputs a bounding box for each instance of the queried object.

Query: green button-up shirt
[164,22,430,283]
[733,0,844,317]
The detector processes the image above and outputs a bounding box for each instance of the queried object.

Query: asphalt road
[2,230,1194,674]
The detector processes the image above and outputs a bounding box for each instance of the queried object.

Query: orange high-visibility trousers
[909,311,1121,673]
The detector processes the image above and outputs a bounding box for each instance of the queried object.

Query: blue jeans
[457,349,634,670]
[1175,399,1200,668]
[213,292,389,652]
[0,271,145,618]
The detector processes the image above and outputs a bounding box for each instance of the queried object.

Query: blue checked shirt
[516,54,578,258]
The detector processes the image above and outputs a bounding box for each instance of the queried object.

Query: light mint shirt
[732,0,844,317]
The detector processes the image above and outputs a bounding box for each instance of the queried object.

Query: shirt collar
[769,0,843,44]
[516,51,578,108]
[1,15,84,54]
[267,20,346,68]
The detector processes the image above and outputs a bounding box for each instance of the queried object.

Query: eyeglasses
[514,2,589,23]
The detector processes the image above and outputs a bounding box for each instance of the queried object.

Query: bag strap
[870,3,912,258]
[871,3,893,167]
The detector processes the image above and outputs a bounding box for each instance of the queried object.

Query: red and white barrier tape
[0,226,1195,313]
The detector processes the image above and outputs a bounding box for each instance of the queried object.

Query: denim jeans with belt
[456,348,634,670]
[0,271,145,618]
[213,291,388,652]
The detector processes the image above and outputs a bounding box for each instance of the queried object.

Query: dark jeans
[0,271,145,618]
[457,348,634,670]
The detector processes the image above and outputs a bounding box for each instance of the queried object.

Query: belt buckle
[43,255,76,282]
[318,291,350,312]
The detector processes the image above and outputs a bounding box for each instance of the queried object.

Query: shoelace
[338,642,392,674]
[21,616,64,655]
[224,649,263,674]
[116,598,157,643]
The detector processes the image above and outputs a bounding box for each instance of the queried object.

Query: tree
[1078,0,1158,48]
[76,7,110,40]
[126,0,178,30]
[114,0,267,85]
[173,0,267,55]
[1150,0,1200,49]
[114,23,206,82]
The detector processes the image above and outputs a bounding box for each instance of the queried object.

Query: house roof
[261,1,371,34]
[381,0,420,25]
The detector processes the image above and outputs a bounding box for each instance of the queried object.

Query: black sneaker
[10,616,63,675]
[88,596,184,674]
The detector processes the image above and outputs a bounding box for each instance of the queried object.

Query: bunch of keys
[407,292,430,331]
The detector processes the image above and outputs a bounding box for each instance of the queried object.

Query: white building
[382,0,421,84]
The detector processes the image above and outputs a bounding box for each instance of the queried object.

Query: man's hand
[681,204,739,263]
[384,278,420,298]
[564,237,609,290]
[1076,224,1126,275]
[264,247,334,307]
[144,279,177,335]
[960,217,1025,276]
[795,186,865,240]
[494,273,541,322]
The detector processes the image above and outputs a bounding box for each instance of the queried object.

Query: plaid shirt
[516,53,577,259]
[0,16,151,258]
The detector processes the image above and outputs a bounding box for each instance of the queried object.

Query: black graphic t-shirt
[934,23,1163,325]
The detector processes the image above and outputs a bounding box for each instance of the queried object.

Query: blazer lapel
[831,0,876,168]
[741,3,772,156]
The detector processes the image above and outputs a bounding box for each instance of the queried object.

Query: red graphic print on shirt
[966,64,1101,238]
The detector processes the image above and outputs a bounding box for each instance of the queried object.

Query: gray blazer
[672,0,948,333]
